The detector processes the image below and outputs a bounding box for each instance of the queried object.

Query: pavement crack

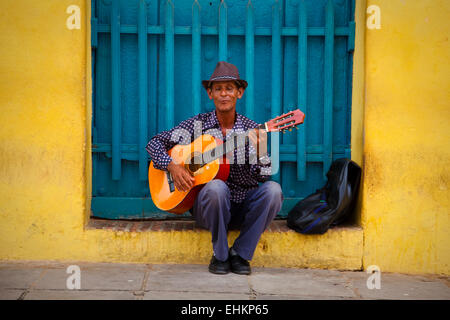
[132,268,151,300]
[342,274,362,299]
[140,266,151,291]
[17,290,28,300]
[247,275,257,300]
[132,291,145,300]
[17,269,48,300]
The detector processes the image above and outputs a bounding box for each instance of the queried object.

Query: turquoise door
[91,0,355,219]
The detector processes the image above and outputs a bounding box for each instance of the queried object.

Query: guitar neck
[200,123,267,164]
[195,107,305,167]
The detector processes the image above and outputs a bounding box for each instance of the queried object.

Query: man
[146,61,283,275]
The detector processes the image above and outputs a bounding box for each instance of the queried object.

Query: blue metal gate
[91,0,355,219]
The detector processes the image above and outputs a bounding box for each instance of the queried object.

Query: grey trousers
[192,180,283,261]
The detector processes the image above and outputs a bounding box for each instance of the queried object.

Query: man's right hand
[167,161,195,192]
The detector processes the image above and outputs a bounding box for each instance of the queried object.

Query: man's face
[207,81,244,113]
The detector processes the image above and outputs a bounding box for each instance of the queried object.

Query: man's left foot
[229,249,251,275]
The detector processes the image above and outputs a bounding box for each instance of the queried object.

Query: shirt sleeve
[246,132,272,182]
[145,117,195,171]
[250,153,272,182]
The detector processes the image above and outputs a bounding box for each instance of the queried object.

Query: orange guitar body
[148,134,230,214]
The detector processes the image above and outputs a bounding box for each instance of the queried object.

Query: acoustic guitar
[148,109,305,214]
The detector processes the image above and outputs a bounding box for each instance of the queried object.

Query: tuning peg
[289,128,292,131]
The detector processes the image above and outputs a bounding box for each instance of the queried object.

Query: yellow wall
[0,0,91,259]
[362,0,450,274]
[0,0,448,275]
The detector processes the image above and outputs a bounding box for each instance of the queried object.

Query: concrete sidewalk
[0,261,449,300]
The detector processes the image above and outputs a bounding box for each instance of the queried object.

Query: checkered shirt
[145,110,272,203]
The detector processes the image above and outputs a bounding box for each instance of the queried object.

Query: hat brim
[202,79,248,90]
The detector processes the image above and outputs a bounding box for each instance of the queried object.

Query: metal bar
[245,0,254,120]
[323,0,334,180]
[91,0,97,193]
[165,0,174,130]
[192,0,201,115]
[91,19,98,48]
[91,0,97,48]
[96,24,352,37]
[91,0,97,134]
[111,0,121,180]
[95,151,346,167]
[281,154,346,163]
[297,0,307,181]
[271,0,282,183]
[92,143,350,156]
[218,0,227,61]
[347,21,355,52]
[148,2,158,154]
[138,0,148,181]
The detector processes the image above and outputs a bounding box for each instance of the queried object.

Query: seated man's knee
[202,179,229,201]
[194,180,230,225]
[262,181,283,204]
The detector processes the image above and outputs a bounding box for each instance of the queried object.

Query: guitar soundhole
[187,152,203,173]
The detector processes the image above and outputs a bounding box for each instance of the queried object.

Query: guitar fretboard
[197,123,266,167]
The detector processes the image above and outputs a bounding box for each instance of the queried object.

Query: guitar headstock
[264,109,305,133]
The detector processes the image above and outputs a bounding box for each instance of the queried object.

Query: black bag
[287,158,361,234]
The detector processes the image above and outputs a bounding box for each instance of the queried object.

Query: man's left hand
[248,129,268,158]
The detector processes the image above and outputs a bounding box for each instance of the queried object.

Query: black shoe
[208,255,230,274]
[229,250,251,275]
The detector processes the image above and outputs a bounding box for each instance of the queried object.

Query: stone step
[85,219,363,270]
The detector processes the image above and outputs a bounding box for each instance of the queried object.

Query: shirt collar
[233,113,245,132]
[206,109,245,132]
[204,110,219,130]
